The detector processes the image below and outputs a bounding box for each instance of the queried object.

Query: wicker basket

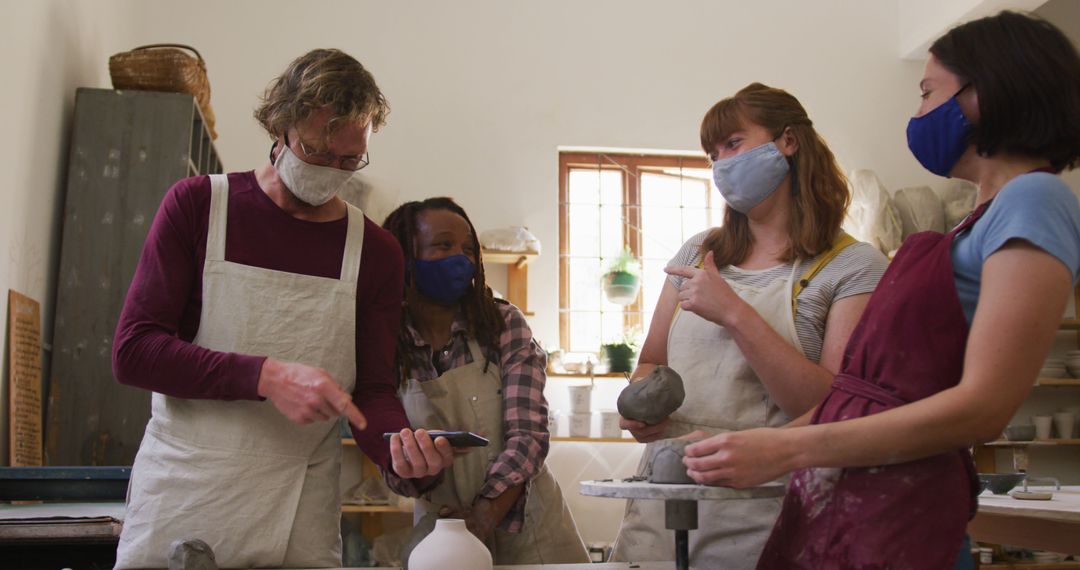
[109,44,217,139]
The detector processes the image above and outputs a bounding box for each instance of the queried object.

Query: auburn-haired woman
[681,12,1080,569]
[610,83,888,569]
[382,197,589,565]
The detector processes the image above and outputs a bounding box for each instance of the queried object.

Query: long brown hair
[382,198,505,381]
[700,83,850,266]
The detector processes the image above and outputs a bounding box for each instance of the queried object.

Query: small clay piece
[401,512,439,569]
[617,365,685,425]
[167,538,218,570]
[649,439,694,485]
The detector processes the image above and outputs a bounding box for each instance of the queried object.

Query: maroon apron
[757,202,991,570]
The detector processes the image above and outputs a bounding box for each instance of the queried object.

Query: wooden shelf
[480,249,537,315]
[552,436,639,443]
[341,504,412,514]
[1061,319,1080,331]
[983,439,1080,447]
[1036,378,1080,387]
[342,438,356,446]
[481,249,538,267]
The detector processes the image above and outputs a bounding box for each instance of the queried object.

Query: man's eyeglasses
[287,132,370,171]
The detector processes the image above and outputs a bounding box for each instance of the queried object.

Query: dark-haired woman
[680,12,1080,569]
[610,83,888,569]
[382,198,590,565]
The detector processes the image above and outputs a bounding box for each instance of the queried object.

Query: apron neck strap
[206,174,230,262]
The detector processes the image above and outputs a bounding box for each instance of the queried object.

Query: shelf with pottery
[974,283,1080,481]
[969,487,1080,560]
[339,435,413,550]
[481,248,537,317]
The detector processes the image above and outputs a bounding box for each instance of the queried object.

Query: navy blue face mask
[906,84,972,177]
[413,254,475,305]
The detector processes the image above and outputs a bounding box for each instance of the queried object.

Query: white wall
[118,0,935,351]
[0,0,136,465]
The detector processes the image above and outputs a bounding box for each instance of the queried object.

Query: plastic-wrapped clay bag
[844,170,902,255]
[892,186,945,239]
[938,179,978,229]
[479,226,541,254]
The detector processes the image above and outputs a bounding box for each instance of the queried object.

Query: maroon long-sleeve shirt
[112,171,407,468]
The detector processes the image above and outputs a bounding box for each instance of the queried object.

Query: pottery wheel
[580,480,785,570]
[580,479,785,501]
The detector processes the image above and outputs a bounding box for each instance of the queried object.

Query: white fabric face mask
[273,144,355,207]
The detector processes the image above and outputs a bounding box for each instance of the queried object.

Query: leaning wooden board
[7,290,43,467]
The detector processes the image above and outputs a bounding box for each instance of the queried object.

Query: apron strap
[206,174,230,262]
[338,205,365,283]
[791,232,857,318]
[832,373,908,408]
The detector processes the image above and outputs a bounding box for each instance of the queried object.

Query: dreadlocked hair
[382,197,506,385]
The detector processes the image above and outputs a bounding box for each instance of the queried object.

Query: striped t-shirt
[666,230,889,363]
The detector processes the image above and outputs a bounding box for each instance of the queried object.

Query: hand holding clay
[683,427,793,488]
[617,365,685,426]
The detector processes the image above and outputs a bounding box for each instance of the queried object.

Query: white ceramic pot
[569,412,592,437]
[1054,412,1076,439]
[568,384,592,413]
[599,409,622,438]
[408,519,492,570]
[1033,415,1054,440]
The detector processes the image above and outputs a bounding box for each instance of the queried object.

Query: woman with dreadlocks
[382,197,589,565]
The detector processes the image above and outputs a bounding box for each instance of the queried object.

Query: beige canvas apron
[400,340,590,565]
[610,263,804,570]
[115,174,364,569]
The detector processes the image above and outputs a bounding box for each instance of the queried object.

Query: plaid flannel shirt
[395,301,550,533]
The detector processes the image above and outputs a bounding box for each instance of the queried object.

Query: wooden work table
[968,486,1080,555]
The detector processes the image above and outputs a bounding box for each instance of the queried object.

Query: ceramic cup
[1033,415,1054,440]
[1054,412,1076,439]
[568,385,592,413]
[599,409,622,438]
[568,412,592,437]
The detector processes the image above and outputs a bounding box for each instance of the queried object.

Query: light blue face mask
[711,141,791,214]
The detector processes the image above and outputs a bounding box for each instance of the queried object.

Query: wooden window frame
[558,152,711,351]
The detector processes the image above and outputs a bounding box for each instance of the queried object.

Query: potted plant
[602,247,642,305]
[602,329,642,373]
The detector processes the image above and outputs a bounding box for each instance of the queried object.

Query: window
[558,152,719,353]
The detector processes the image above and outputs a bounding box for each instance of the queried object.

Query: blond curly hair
[254,49,389,141]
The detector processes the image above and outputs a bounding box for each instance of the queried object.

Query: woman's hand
[389,429,454,479]
[664,251,749,328]
[682,428,797,488]
[620,416,671,443]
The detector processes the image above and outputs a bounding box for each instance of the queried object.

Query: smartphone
[383,430,490,447]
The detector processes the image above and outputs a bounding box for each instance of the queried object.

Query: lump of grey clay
[167,538,217,570]
[649,439,694,485]
[617,365,685,425]
[401,512,439,570]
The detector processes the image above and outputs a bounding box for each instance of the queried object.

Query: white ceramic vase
[407,519,492,570]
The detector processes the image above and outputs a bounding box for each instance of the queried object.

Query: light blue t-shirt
[951,172,1080,323]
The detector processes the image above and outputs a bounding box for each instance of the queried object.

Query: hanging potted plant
[602,247,642,306]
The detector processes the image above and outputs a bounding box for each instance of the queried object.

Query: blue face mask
[413,254,475,305]
[906,85,972,177]
[712,141,791,214]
